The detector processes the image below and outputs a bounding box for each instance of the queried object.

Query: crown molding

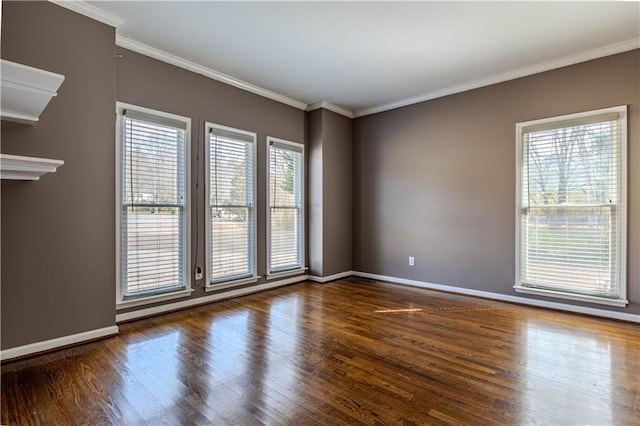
[43,2,640,120]
[306,101,354,119]
[49,0,124,28]
[116,35,307,111]
[354,37,640,118]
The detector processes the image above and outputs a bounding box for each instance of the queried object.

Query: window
[267,137,304,277]
[116,103,191,306]
[515,106,627,306]
[206,123,257,288]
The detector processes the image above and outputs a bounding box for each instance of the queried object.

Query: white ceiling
[85,1,639,117]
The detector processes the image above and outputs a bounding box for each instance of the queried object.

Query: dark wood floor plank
[2,279,639,425]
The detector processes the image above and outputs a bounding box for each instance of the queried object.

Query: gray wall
[1,1,307,346]
[308,109,352,277]
[115,48,306,314]
[1,2,117,348]
[353,50,640,315]
[321,110,352,277]
[309,109,324,275]
[2,2,636,352]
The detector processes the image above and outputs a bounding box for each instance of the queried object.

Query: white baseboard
[116,274,309,323]
[308,270,355,283]
[1,325,119,361]
[9,271,631,362]
[352,271,640,323]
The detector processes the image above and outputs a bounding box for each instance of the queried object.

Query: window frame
[115,102,192,309]
[266,136,306,279]
[514,105,628,307]
[204,122,259,291]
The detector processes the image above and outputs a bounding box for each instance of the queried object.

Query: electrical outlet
[195,267,203,280]
[409,256,415,266]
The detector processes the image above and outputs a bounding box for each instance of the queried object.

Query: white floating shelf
[1,154,64,180]
[1,59,65,125]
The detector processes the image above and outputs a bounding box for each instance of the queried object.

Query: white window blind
[119,106,189,298]
[268,138,304,274]
[207,124,256,284]
[517,106,626,302]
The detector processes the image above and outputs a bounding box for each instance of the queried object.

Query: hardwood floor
[2,278,639,425]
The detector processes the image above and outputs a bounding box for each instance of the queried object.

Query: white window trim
[116,288,196,310]
[204,122,258,291]
[115,102,192,308]
[266,136,305,278]
[204,276,261,292]
[513,285,628,307]
[265,268,308,281]
[514,105,628,307]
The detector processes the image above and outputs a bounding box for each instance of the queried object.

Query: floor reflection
[523,318,613,425]
[197,295,305,422]
[206,309,251,382]
[203,309,252,420]
[264,295,301,415]
[2,281,638,425]
[123,330,182,419]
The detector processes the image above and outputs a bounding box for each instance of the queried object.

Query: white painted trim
[49,0,124,28]
[266,268,308,281]
[205,122,258,289]
[514,286,628,307]
[115,102,192,307]
[306,101,354,119]
[267,136,306,151]
[205,276,261,292]
[54,2,637,120]
[0,154,64,180]
[308,270,354,283]
[353,38,640,118]
[116,288,195,310]
[1,59,65,125]
[116,275,309,323]
[515,105,628,304]
[618,106,628,302]
[47,1,640,121]
[1,326,119,361]
[352,271,639,323]
[116,35,307,111]
[266,137,306,276]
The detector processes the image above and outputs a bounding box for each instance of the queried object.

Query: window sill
[266,267,308,281]
[205,276,261,292]
[513,285,628,307]
[117,288,195,310]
